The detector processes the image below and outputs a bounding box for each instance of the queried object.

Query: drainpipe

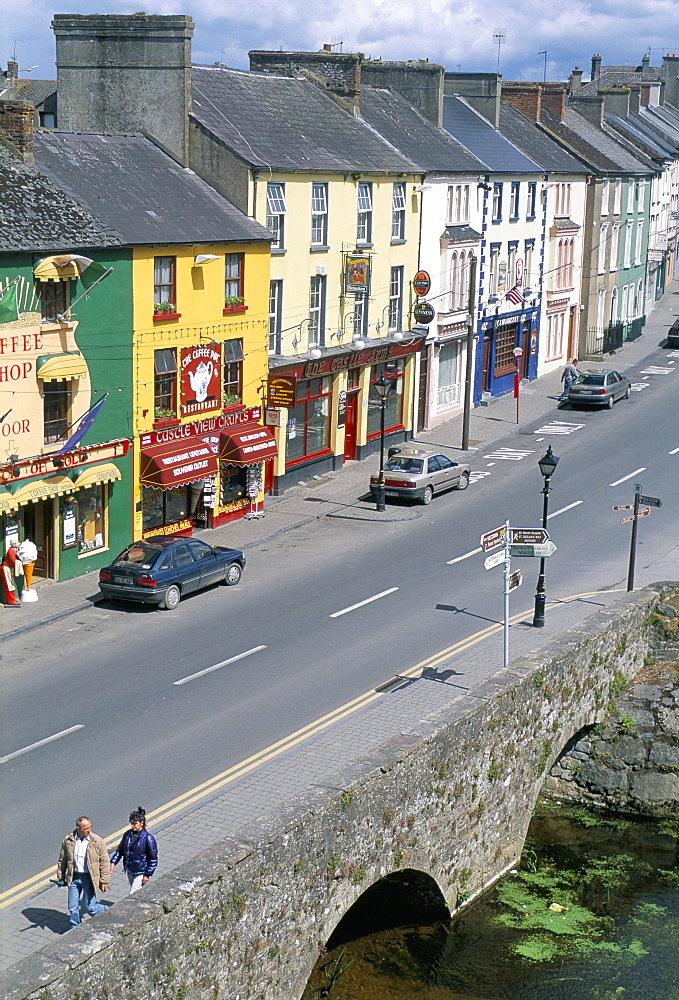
[252,169,261,220]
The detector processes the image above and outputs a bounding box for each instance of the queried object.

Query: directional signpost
[510,527,549,545]
[620,508,649,523]
[613,484,663,591]
[509,570,522,592]
[638,495,662,508]
[480,526,505,552]
[511,540,558,558]
[484,550,506,571]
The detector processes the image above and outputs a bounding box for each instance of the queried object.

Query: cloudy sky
[3,0,678,84]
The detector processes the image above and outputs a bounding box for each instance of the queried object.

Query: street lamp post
[532,444,559,628]
[374,374,393,512]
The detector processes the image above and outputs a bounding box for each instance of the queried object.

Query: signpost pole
[503,519,511,667]
[626,484,642,591]
[461,256,477,452]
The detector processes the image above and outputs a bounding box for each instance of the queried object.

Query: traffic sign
[621,509,650,523]
[638,495,662,508]
[484,550,506,571]
[510,527,549,545]
[509,570,523,591]
[480,526,505,552]
[511,540,558,558]
[612,504,634,511]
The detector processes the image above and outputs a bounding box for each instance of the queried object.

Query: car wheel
[606,395,614,409]
[456,472,470,491]
[421,486,434,505]
[625,385,631,399]
[224,562,242,586]
[161,584,181,610]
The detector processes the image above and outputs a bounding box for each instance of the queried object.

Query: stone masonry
[3,587,672,1000]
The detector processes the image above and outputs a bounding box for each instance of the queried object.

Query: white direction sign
[484,550,506,571]
[511,540,558,558]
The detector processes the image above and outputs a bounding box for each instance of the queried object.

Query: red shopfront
[137,407,277,536]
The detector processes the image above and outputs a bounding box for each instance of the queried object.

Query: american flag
[506,283,525,305]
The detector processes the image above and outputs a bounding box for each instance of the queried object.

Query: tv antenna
[493,30,506,73]
[538,49,547,83]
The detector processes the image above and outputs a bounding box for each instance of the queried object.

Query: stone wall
[4,587,670,1000]
[545,588,679,815]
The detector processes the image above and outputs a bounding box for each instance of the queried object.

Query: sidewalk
[2,286,676,640]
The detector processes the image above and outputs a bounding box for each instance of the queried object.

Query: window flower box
[153,311,181,321]
[223,297,247,315]
[154,302,181,321]
[153,417,181,429]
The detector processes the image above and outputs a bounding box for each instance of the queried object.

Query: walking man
[57,816,110,927]
[559,358,580,401]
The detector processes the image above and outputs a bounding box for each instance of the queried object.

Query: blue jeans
[67,873,107,927]
[559,378,573,400]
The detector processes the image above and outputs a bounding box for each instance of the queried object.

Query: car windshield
[579,374,605,386]
[385,457,424,473]
[114,542,163,569]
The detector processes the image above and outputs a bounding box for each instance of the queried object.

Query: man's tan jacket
[57,831,110,889]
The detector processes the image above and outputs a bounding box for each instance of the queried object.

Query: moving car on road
[566,370,631,409]
[98,536,245,610]
[369,447,471,505]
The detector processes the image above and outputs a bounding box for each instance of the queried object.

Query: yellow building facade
[132,242,275,536]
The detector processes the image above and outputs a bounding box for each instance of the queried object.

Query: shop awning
[0,489,15,512]
[220,423,277,465]
[140,437,218,490]
[33,256,80,282]
[36,352,88,382]
[5,475,75,509]
[73,463,122,489]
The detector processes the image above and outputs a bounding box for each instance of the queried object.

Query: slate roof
[552,218,580,230]
[33,130,272,246]
[498,104,588,174]
[0,143,121,253]
[538,107,652,175]
[191,66,418,174]
[442,95,541,173]
[578,70,661,95]
[441,224,482,243]
[606,114,678,161]
[358,86,486,174]
[16,79,57,108]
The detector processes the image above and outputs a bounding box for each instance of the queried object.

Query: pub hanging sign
[345,254,371,295]
[180,343,222,418]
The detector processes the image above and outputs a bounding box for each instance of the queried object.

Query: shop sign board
[345,254,371,295]
[180,343,222,418]
[268,374,297,408]
[62,500,77,548]
[142,518,192,539]
[413,270,431,296]
[1,438,129,484]
[141,407,261,449]
[413,302,435,324]
[338,389,347,426]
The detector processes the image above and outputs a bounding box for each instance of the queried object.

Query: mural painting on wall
[180,344,222,418]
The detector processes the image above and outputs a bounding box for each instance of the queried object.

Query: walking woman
[110,807,158,893]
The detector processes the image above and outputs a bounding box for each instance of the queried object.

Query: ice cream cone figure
[17,539,39,603]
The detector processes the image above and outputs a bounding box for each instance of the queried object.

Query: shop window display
[78,483,106,553]
[367,361,404,438]
[286,377,332,464]
[220,463,247,506]
[142,484,188,532]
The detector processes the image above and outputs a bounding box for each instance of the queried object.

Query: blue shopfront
[475,306,539,403]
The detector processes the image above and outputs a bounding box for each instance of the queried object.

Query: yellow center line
[0,588,621,911]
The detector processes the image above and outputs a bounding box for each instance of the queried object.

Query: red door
[343,392,359,461]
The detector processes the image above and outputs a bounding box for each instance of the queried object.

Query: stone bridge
[6,587,669,1000]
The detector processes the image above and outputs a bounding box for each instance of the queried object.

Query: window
[448,183,470,225]
[389,266,403,331]
[311,182,328,247]
[223,339,244,404]
[597,287,606,336]
[154,348,177,418]
[508,243,517,288]
[546,312,565,361]
[626,181,635,213]
[635,220,643,265]
[556,238,574,289]
[600,179,610,216]
[142,484,188,532]
[598,223,609,273]
[353,293,369,337]
[286,377,333,463]
[494,325,518,376]
[391,182,406,241]
[524,241,534,290]
[509,182,520,219]
[367,360,404,437]
[492,183,503,222]
[43,380,71,445]
[78,483,106,553]
[450,251,469,311]
[437,341,461,409]
[40,111,56,128]
[555,183,572,217]
[613,178,622,214]
[489,245,500,297]
[220,463,247,505]
[224,253,244,303]
[308,275,326,346]
[40,280,71,323]
[610,287,618,324]
[266,182,286,250]
[154,256,176,310]
[357,182,373,244]
[610,223,620,272]
[268,280,283,353]
[526,182,537,219]
[624,221,633,268]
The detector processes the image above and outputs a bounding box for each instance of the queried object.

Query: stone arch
[326,868,449,951]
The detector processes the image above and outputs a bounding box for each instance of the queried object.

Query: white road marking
[669,446,679,455]
[534,420,585,436]
[547,501,584,519]
[484,447,536,461]
[173,646,267,685]
[330,588,399,618]
[630,382,649,391]
[0,725,84,764]
[609,468,646,487]
[469,471,492,483]
[485,462,496,466]
[447,547,482,565]
[639,366,674,375]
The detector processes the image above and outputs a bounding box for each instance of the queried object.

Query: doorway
[22,500,54,580]
[343,391,359,461]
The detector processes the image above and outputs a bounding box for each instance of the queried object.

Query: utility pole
[461,255,477,451]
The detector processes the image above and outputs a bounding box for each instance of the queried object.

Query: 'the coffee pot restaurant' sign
[180,344,222,418]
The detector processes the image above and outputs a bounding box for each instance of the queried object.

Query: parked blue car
[98,536,245,610]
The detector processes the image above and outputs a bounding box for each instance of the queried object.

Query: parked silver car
[369,447,471,505]
[567,370,631,408]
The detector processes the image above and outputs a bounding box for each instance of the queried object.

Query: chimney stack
[500,82,542,121]
[249,49,363,115]
[444,72,501,128]
[0,99,35,162]
[570,93,605,128]
[362,60,444,126]
[569,67,583,94]
[591,53,602,82]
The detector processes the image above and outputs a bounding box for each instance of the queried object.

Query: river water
[303,803,679,1000]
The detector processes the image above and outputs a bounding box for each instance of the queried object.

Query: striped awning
[219,423,277,465]
[3,475,75,510]
[36,352,88,382]
[33,256,80,282]
[73,463,122,489]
